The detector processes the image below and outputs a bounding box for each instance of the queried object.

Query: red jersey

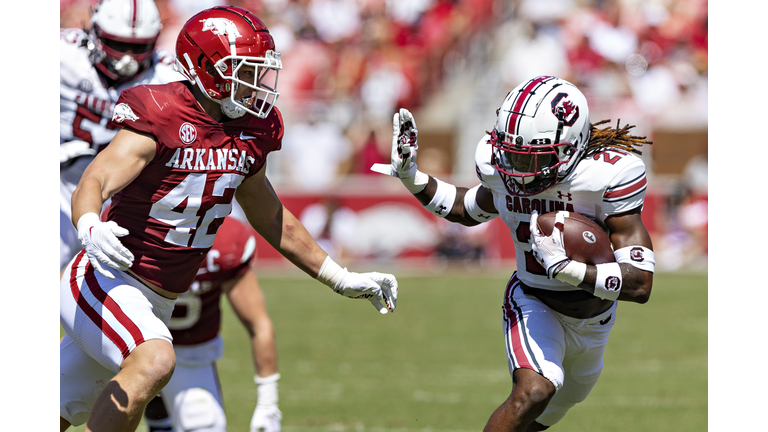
[106,82,282,292]
[168,216,256,345]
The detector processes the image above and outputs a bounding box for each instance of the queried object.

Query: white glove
[529,211,570,279]
[371,108,419,179]
[250,373,282,432]
[317,257,398,314]
[338,271,398,313]
[76,212,134,279]
[250,405,282,432]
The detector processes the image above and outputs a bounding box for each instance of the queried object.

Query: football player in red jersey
[60,7,398,432]
[143,216,281,432]
[373,76,655,431]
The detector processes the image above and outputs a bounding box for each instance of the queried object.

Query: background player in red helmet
[60,6,398,432]
[373,75,654,431]
[143,216,282,432]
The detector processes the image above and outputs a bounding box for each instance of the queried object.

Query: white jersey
[59,28,183,155]
[474,134,647,291]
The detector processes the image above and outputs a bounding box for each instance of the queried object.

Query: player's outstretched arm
[236,166,398,314]
[530,207,654,304]
[371,108,498,226]
[70,128,157,278]
[223,268,282,432]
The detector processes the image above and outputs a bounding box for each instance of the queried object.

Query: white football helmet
[87,0,162,82]
[490,76,591,196]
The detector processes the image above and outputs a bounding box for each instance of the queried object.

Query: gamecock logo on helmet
[550,93,580,127]
[112,103,139,123]
[630,247,645,262]
[200,18,242,38]
[179,122,197,144]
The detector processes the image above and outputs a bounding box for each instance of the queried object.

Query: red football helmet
[175,6,282,119]
[88,0,162,82]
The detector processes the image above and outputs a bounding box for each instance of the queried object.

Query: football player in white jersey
[373,75,655,431]
[60,0,182,272]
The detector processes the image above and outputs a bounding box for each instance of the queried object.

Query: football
[535,211,615,264]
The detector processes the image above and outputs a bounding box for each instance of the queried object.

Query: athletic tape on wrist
[254,373,281,385]
[614,246,655,273]
[400,170,429,194]
[555,260,587,286]
[255,373,280,405]
[424,178,457,218]
[594,262,622,301]
[464,185,498,223]
[316,256,347,292]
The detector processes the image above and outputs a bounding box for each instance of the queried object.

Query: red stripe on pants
[504,276,534,370]
[70,250,145,359]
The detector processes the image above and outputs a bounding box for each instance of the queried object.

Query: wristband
[554,260,587,286]
[254,373,280,406]
[424,178,457,218]
[316,256,348,292]
[400,170,430,194]
[464,185,498,223]
[594,262,622,300]
[614,246,655,273]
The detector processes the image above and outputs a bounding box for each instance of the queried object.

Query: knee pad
[60,335,116,426]
[174,387,226,432]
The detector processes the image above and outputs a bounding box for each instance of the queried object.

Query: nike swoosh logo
[240,132,258,140]
[599,314,612,325]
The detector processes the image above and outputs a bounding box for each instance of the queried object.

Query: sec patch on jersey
[536,211,615,264]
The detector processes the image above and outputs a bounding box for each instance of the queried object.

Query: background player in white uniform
[143,216,282,432]
[372,75,654,431]
[60,6,397,432]
[60,0,182,272]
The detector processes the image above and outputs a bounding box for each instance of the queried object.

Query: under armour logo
[435,205,448,215]
[478,213,491,220]
[557,191,572,201]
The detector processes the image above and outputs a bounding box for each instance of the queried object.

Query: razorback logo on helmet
[550,93,579,127]
[200,18,242,38]
[112,103,139,123]
[630,247,645,262]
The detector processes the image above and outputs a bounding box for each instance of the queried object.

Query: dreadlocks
[582,119,652,158]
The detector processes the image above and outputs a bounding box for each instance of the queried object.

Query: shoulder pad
[474,134,504,191]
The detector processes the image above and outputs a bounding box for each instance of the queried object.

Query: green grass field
[64,270,707,431]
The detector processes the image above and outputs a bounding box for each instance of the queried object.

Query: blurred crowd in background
[61,0,708,271]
